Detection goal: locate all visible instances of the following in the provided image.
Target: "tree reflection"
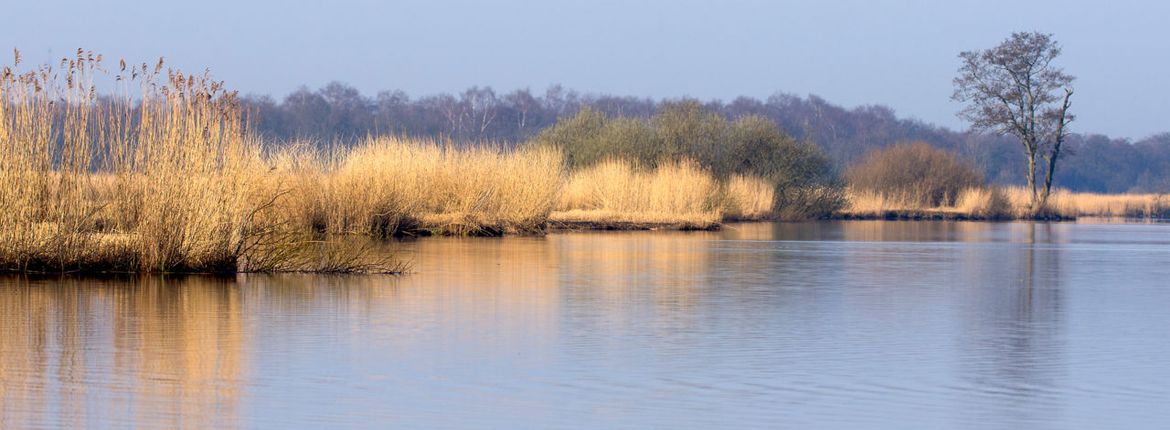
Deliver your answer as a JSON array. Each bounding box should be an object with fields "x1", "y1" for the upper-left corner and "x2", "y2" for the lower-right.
[{"x1": 958, "y1": 222, "x2": 1065, "y2": 429}]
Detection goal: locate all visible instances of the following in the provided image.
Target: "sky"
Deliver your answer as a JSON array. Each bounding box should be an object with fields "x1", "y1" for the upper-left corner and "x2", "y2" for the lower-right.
[{"x1": 2, "y1": 0, "x2": 1167, "y2": 138}]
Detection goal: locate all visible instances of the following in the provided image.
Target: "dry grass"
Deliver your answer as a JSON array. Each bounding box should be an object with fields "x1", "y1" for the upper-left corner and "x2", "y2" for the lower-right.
[
  {"x1": 843, "y1": 190, "x2": 927, "y2": 216},
  {"x1": 843, "y1": 187, "x2": 1011, "y2": 219},
  {"x1": 953, "y1": 187, "x2": 1013, "y2": 219},
  {"x1": 265, "y1": 137, "x2": 565, "y2": 237},
  {"x1": 843, "y1": 186, "x2": 1169, "y2": 220},
  {"x1": 1002, "y1": 187, "x2": 1170, "y2": 219},
  {"x1": 0, "y1": 50, "x2": 400, "y2": 273},
  {"x1": 844, "y1": 190, "x2": 921, "y2": 215},
  {"x1": 1, "y1": 46, "x2": 766, "y2": 275},
  {"x1": 350, "y1": 138, "x2": 564, "y2": 235},
  {"x1": 552, "y1": 159, "x2": 725, "y2": 229},
  {"x1": 721, "y1": 174, "x2": 775, "y2": 221},
  {"x1": 40, "y1": 52, "x2": 1170, "y2": 273},
  {"x1": 2, "y1": 51, "x2": 243, "y2": 272}
]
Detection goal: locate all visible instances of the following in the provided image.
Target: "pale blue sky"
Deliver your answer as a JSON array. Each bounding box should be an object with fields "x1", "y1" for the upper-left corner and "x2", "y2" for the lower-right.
[{"x1": 3, "y1": 0, "x2": 1167, "y2": 138}]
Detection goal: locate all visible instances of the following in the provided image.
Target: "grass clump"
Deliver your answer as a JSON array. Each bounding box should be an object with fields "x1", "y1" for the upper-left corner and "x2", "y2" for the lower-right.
[
  {"x1": 268, "y1": 137, "x2": 565, "y2": 237},
  {"x1": 954, "y1": 187, "x2": 1013, "y2": 220},
  {"x1": 551, "y1": 159, "x2": 723, "y2": 229},
  {"x1": 843, "y1": 186, "x2": 1170, "y2": 221},
  {"x1": 0, "y1": 50, "x2": 400, "y2": 274},
  {"x1": 844, "y1": 186, "x2": 1011, "y2": 220},
  {"x1": 1003, "y1": 187, "x2": 1170, "y2": 219},
  {"x1": 720, "y1": 174, "x2": 776, "y2": 221}
]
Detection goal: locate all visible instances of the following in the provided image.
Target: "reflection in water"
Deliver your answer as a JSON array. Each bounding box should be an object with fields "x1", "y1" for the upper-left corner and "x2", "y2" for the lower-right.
[
  {"x1": 957, "y1": 223, "x2": 1064, "y2": 429},
  {"x1": 0, "y1": 276, "x2": 244, "y2": 429},
  {"x1": 553, "y1": 232, "x2": 714, "y2": 336},
  {"x1": 394, "y1": 236, "x2": 563, "y2": 348},
  {"x1": 1, "y1": 221, "x2": 1169, "y2": 429}
]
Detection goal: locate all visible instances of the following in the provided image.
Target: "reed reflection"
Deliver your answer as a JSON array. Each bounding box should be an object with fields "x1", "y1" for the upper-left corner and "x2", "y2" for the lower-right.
[
  {"x1": 397, "y1": 237, "x2": 562, "y2": 330},
  {"x1": 834, "y1": 220, "x2": 999, "y2": 243},
  {"x1": 553, "y1": 230, "x2": 717, "y2": 315},
  {"x1": 544, "y1": 230, "x2": 723, "y2": 391},
  {"x1": 0, "y1": 276, "x2": 245, "y2": 430}
]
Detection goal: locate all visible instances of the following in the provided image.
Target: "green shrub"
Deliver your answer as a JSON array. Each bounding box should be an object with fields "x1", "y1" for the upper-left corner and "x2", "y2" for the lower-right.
[{"x1": 530, "y1": 102, "x2": 844, "y2": 219}]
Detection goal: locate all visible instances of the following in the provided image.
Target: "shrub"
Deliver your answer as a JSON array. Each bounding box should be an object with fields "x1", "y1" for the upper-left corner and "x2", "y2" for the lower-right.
[
  {"x1": 532, "y1": 102, "x2": 844, "y2": 219},
  {"x1": 846, "y1": 142, "x2": 984, "y2": 207}
]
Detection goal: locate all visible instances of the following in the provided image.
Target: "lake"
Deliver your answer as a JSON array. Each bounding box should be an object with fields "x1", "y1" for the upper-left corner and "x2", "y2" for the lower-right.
[{"x1": 2, "y1": 221, "x2": 1169, "y2": 429}]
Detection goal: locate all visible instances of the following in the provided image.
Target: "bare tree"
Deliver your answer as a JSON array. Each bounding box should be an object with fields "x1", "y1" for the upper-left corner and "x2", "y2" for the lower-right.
[
  {"x1": 504, "y1": 88, "x2": 537, "y2": 132},
  {"x1": 953, "y1": 31, "x2": 1074, "y2": 213},
  {"x1": 427, "y1": 93, "x2": 465, "y2": 138},
  {"x1": 461, "y1": 86, "x2": 498, "y2": 138}
]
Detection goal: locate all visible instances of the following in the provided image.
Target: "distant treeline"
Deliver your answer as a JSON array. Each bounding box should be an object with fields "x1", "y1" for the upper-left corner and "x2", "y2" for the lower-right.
[{"x1": 242, "y1": 83, "x2": 1170, "y2": 193}]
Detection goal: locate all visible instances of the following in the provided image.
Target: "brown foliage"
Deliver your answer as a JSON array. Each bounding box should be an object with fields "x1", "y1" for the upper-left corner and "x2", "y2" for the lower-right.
[{"x1": 846, "y1": 142, "x2": 984, "y2": 207}]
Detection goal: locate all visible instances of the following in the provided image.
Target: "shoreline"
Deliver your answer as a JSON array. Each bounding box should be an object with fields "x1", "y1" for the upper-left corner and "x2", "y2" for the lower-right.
[
  {"x1": 8, "y1": 215, "x2": 1167, "y2": 276},
  {"x1": 828, "y1": 211, "x2": 1076, "y2": 222},
  {"x1": 548, "y1": 220, "x2": 721, "y2": 232}
]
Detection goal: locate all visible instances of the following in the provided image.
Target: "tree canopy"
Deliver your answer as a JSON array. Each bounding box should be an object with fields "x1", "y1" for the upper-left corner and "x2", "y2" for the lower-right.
[{"x1": 953, "y1": 32, "x2": 1075, "y2": 212}]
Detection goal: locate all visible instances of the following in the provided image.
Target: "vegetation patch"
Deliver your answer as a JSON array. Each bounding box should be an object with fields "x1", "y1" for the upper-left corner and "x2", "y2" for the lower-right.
[
  {"x1": 0, "y1": 51, "x2": 405, "y2": 274},
  {"x1": 531, "y1": 102, "x2": 844, "y2": 220}
]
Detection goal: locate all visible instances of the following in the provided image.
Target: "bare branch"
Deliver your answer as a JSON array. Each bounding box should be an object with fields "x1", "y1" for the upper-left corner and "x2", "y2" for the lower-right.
[{"x1": 953, "y1": 32, "x2": 1075, "y2": 213}]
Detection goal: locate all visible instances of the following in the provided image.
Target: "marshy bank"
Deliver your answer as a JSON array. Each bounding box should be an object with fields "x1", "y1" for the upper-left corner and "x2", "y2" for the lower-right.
[
  {"x1": 0, "y1": 52, "x2": 833, "y2": 274},
  {"x1": 0, "y1": 51, "x2": 419, "y2": 274},
  {"x1": 835, "y1": 143, "x2": 1170, "y2": 221},
  {"x1": 0, "y1": 52, "x2": 792, "y2": 274},
  {"x1": 839, "y1": 187, "x2": 1170, "y2": 221},
  {"x1": 3, "y1": 52, "x2": 1165, "y2": 274}
]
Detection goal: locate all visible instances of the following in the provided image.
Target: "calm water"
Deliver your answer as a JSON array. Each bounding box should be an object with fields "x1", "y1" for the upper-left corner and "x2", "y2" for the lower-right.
[{"x1": 2, "y1": 221, "x2": 1169, "y2": 429}]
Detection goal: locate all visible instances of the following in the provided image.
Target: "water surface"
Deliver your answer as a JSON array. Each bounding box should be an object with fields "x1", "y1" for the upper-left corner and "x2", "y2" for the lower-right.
[{"x1": 2, "y1": 221, "x2": 1169, "y2": 429}]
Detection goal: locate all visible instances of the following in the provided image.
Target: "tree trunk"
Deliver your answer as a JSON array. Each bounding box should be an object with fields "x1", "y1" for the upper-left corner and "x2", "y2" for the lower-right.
[
  {"x1": 1025, "y1": 148, "x2": 1039, "y2": 214},
  {"x1": 1040, "y1": 151, "x2": 1058, "y2": 210},
  {"x1": 1039, "y1": 90, "x2": 1074, "y2": 212}
]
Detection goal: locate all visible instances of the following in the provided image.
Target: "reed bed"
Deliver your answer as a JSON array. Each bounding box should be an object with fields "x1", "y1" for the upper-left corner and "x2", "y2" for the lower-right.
[
  {"x1": 0, "y1": 45, "x2": 758, "y2": 275},
  {"x1": 842, "y1": 188, "x2": 1010, "y2": 219},
  {"x1": 720, "y1": 174, "x2": 776, "y2": 221},
  {"x1": 25, "y1": 51, "x2": 1168, "y2": 274},
  {"x1": 276, "y1": 149, "x2": 772, "y2": 235},
  {"x1": 843, "y1": 186, "x2": 1169, "y2": 220},
  {"x1": 266, "y1": 137, "x2": 566, "y2": 237},
  {"x1": 1002, "y1": 187, "x2": 1170, "y2": 219},
  {"x1": 0, "y1": 50, "x2": 399, "y2": 273},
  {"x1": 552, "y1": 159, "x2": 726, "y2": 229}
]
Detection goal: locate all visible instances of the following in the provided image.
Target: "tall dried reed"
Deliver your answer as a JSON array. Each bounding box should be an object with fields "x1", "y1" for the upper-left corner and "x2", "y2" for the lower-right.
[
  {"x1": 1002, "y1": 187, "x2": 1170, "y2": 219},
  {"x1": 552, "y1": 159, "x2": 725, "y2": 228},
  {"x1": 721, "y1": 174, "x2": 776, "y2": 221},
  {"x1": 265, "y1": 137, "x2": 566, "y2": 237},
  {"x1": 0, "y1": 50, "x2": 399, "y2": 273},
  {"x1": 843, "y1": 186, "x2": 1010, "y2": 219},
  {"x1": 844, "y1": 185, "x2": 1168, "y2": 220}
]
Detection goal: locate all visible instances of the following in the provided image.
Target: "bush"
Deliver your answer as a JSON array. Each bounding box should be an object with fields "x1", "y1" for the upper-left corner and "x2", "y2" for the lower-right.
[
  {"x1": 846, "y1": 142, "x2": 984, "y2": 207},
  {"x1": 531, "y1": 102, "x2": 844, "y2": 219}
]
